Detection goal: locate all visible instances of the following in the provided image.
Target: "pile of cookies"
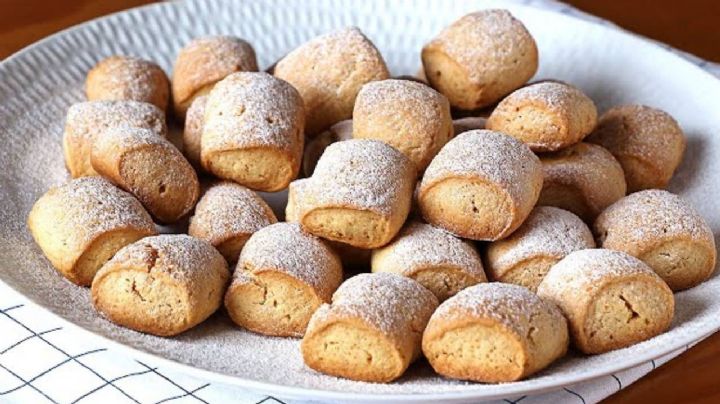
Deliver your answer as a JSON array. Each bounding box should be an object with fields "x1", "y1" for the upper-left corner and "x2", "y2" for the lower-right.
[{"x1": 27, "y1": 9, "x2": 716, "y2": 384}]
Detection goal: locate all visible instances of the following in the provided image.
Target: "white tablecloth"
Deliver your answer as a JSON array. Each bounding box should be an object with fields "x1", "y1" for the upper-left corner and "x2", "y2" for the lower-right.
[{"x1": 2, "y1": 1, "x2": 718, "y2": 403}]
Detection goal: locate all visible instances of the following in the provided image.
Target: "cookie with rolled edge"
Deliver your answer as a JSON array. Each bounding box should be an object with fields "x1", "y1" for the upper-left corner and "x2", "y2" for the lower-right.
[
  {"x1": 371, "y1": 221, "x2": 487, "y2": 301},
  {"x1": 28, "y1": 177, "x2": 158, "y2": 286},
  {"x1": 182, "y1": 95, "x2": 208, "y2": 169},
  {"x1": 586, "y1": 104, "x2": 686, "y2": 192},
  {"x1": 453, "y1": 116, "x2": 486, "y2": 135},
  {"x1": 302, "y1": 273, "x2": 438, "y2": 382},
  {"x1": 352, "y1": 79, "x2": 453, "y2": 171},
  {"x1": 172, "y1": 36, "x2": 258, "y2": 119},
  {"x1": 486, "y1": 82, "x2": 598, "y2": 152},
  {"x1": 538, "y1": 142, "x2": 627, "y2": 222},
  {"x1": 188, "y1": 181, "x2": 277, "y2": 264},
  {"x1": 201, "y1": 72, "x2": 305, "y2": 192},
  {"x1": 287, "y1": 179, "x2": 370, "y2": 271},
  {"x1": 421, "y1": 9, "x2": 538, "y2": 110},
  {"x1": 63, "y1": 100, "x2": 167, "y2": 178},
  {"x1": 91, "y1": 235, "x2": 229, "y2": 337},
  {"x1": 418, "y1": 130, "x2": 543, "y2": 241},
  {"x1": 225, "y1": 223, "x2": 342, "y2": 337},
  {"x1": 486, "y1": 206, "x2": 595, "y2": 292},
  {"x1": 274, "y1": 27, "x2": 390, "y2": 136},
  {"x1": 302, "y1": 119, "x2": 353, "y2": 177},
  {"x1": 595, "y1": 190, "x2": 716, "y2": 291},
  {"x1": 86, "y1": 55, "x2": 170, "y2": 112},
  {"x1": 537, "y1": 249, "x2": 674, "y2": 354},
  {"x1": 423, "y1": 283, "x2": 568, "y2": 383},
  {"x1": 292, "y1": 139, "x2": 416, "y2": 248},
  {"x1": 91, "y1": 126, "x2": 199, "y2": 224}
]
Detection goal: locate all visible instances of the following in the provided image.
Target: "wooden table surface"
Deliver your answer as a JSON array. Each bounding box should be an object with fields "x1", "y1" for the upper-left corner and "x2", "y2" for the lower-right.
[{"x1": 2, "y1": 1, "x2": 719, "y2": 403}]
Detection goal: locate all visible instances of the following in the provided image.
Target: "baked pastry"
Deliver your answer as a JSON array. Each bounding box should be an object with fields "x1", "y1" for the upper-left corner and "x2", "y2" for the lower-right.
[
  {"x1": 485, "y1": 206, "x2": 595, "y2": 291},
  {"x1": 188, "y1": 181, "x2": 277, "y2": 263},
  {"x1": 486, "y1": 82, "x2": 598, "y2": 152},
  {"x1": 418, "y1": 130, "x2": 543, "y2": 240},
  {"x1": 224, "y1": 223, "x2": 342, "y2": 337},
  {"x1": 27, "y1": 177, "x2": 157, "y2": 286},
  {"x1": 352, "y1": 79, "x2": 453, "y2": 171},
  {"x1": 86, "y1": 55, "x2": 170, "y2": 112},
  {"x1": 287, "y1": 179, "x2": 372, "y2": 271},
  {"x1": 586, "y1": 104, "x2": 686, "y2": 192},
  {"x1": 274, "y1": 27, "x2": 390, "y2": 135},
  {"x1": 292, "y1": 139, "x2": 416, "y2": 248},
  {"x1": 595, "y1": 189, "x2": 716, "y2": 291},
  {"x1": 537, "y1": 249, "x2": 674, "y2": 354},
  {"x1": 201, "y1": 72, "x2": 305, "y2": 192},
  {"x1": 91, "y1": 126, "x2": 199, "y2": 224},
  {"x1": 371, "y1": 221, "x2": 486, "y2": 301},
  {"x1": 62, "y1": 100, "x2": 167, "y2": 178},
  {"x1": 171, "y1": 36, "x2": 258, "y2": 118},
  {"x1": 453, "y1": 116, "x2": 486, "y2": 135},
  {"x1": 182, "y1": 95, "x2": 208, "y2": 169},
  {"x1": 422, "y1": 283, "x2": 568, "y2": 382},
  {"x1": 302, "y1": 119, "x2": 353, "y2": 177},
  {"x1": 538, "y1": 142, "x2": 626, "y2": 222},
  {"x1": 421, "y1": 10, "x2": 538, "y2": 110},
  {"x1": 91, "y1": 234, "x2": 229, "y2": 336},
  {"x1": 302, "y1": 272, "x2": 438, "y2": 382}
]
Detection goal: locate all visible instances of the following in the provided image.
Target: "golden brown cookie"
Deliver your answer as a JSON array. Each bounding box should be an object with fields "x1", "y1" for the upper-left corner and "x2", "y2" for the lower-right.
[
  {"x1": 595, "y1": 189, "x2": 716, "y2": 291},
  {"x1": 274, "y1": 27, "x2": 389, "y2": 135},
  {"x1": 91, "y1": 126, "x2": 199, "y2": 224},
  {"x1": 188, "y1": 181, "x2": 277, "y2": 263},
  {"x1": 537, "y1": 249, "x2": 674, "y2": 354},
  {"x1": 302, "y1": 273, "x2": 438, "y2": 382},
  {"x1": 353, "y1": 79, "x2": 453, "y2": 171},
  {"x1": 485, "y1": 206, "x2": 595, "y2": 291},
  {"x1": 302, "y1": 119, "x2": 353, "y2": 177},
  {"x1": 421, "y1": 10, "x2": 538, "y2": 110},
  {"x1": 225, "y1": 223, "x2": 342, "y2": 337},
  {"x1": 62, "y1": 100, "x2": 166, "y2": 178},
  {"x1": 538, "y1": 142, "x2": 626, "y2": 222},
  {"x1": 171, "y1": 36, "x2": 258, "y2": 118},
  {"x1": 423, "y1": 283, "x2": 568, "y2": 383},
  {"x1": 86, "y1": 55, "x2": 170, "y2": 112},
  {"x1": 28, "y1": 177, "x2": 157, "y2": 286},
  {"x1": 182, "y1": 95, "x2": 208, "y2": 169},
  {"x1": 371, "y1": 221, "x2": 486, "y2": 301},
  {"x1": 92, "y1": 235, "x2": 230, "y2": 336},
  {"x1": 201, "y1": 72, "x2": 305, "y2": 192},
  {"x1": 418, "y1": 130, "x2": 543, "y2": 240},
  {"x1": 586, "y1": 105, "x2": 686, "y2": 192},
  {"x1": 486, "y1": 82, "x2": 598, "y2": 152},
  {"x1": 453, "y1": 116, "x2": 486, "y2": 135}
]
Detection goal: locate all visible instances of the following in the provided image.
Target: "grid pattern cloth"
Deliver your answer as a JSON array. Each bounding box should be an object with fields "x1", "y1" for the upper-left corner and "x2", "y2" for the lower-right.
[{"x1": 1, "y1": 0, "x2": 718, "y2": 403}]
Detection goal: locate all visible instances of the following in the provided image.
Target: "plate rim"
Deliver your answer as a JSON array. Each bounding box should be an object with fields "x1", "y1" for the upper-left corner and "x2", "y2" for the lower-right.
[{"x1": 2, "y1": 0, "x2": 720, "y2": 401}]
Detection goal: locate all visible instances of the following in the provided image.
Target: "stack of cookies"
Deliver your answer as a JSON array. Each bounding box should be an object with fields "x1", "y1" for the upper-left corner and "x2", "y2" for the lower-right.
[{"x1": 27, "y1": 8, "x2": 715, "y2": 385}]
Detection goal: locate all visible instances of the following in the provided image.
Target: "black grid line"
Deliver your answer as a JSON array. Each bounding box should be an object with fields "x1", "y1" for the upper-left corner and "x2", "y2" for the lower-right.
[
  {"x1": 255, "y1": 397, "x2": 287, "y2": 404},
  {"x1": 154, "y1": 383, "x2": 210, "y2": 404},
  {"x1": 70, "y1": 368, "x2": 157, "y2": 404},
  {"x1": 611, "y1": 374, "x2": 622, "y2": 390},
  {"x1": 0, "y1": 305, "x2": 142, "y2": 404},
  {"x1": 564, "y1": 387, "x2": 587, "y2": 404},
  {"x1": 136, "y1": 361, "x2": 210, "y2": 404},
  {"x1": 0, "y1": 362, "x2": 58, "y2": 404},
  {"x1": 503, "y1": 395, "x2": 526, "y2": 403},
  {"x1": 0, "y1": 327, "x2": 62, "y2": 354}
]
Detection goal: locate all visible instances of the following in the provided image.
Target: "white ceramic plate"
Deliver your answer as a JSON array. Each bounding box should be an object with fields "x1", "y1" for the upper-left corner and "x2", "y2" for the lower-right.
[{"x1": 1, "y1": 0, "x2": 719, "y2": 402}]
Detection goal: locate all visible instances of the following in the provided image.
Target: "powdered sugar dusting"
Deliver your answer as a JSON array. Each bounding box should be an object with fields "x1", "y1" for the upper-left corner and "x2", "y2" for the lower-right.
[
  {"x1": 182, "y1": 95, "x2": 208, "y2": 167},
  {"x1": 355, "y1": 79, "x2": 446, "y2": 126},
  {"x1": 66, "y1": 100, "x2": 167, "y2": 139},
  {"x1": 377, "y1": 221, "x2": 486, "y2": 279},
  {"x1": 203, "y1": 72, "x2": 304, "y2": 152},
  {"x1": 431, "y1": 283, "x2": 561, "y2": 338},
  {"x1": 303, "y1": 139, "x2": 415, "y2": 216},
  {"x1": 539, "y1": 249, "x2": 658, "y2": 298},
  {"x1": 318, "y1": 273, "x2": 438, "y2": 340},
  {"x1": 87, "y1": 55, "x2": 168, "y2": 109},
  {"x1": 595, "y1": 189, "x2": 715, "y2": 248},
  {"x1": 236, "y1": 222, "x2": 342, "y2": 301},
  {"x1": 106, "y1": 234, "x2": 228, "y2": 285},
  {"x1": 421, "y1": 130, "x2": 541, "y2": 204},
  {"x1": 188, "y1": 181, "x2": 277, "y2": 245},
  {"x1": 488, "y1": 206, "x2": 595, "y2": 273}
]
